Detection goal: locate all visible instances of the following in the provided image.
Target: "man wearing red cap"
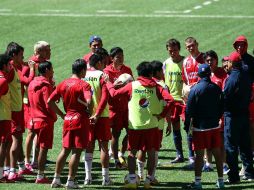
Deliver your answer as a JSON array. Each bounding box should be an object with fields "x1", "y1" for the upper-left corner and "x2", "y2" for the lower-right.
[
  {"x1": 233, "y1": 35, "x2": 254, "y2": 160},
  {"x1": 223, "y1": 51, "x2": 254, "y2": 183}
]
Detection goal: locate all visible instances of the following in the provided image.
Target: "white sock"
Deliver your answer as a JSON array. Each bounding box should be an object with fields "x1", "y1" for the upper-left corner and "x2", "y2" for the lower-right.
[
  {"x1": 205, "y1": 162, "x2": 213, "y2": 169},
  {"x1": 9, "y1": 168, "x2": 16, "y2": 176},
  {"x1": 66, "y1": 177, "x2": 74, "y2": 186},
  {"x1": 137, "y1": 159, "x2": 144, "y2": 179},
  {"x1": 84, "y1": 153, "x2": 93, "y2": 180},
  {"x1": 151, "y1": 151, "x2": 158, "y2": 180},
  {"x1": 0, "y1": 167, "x2": 3, "y2": 178},
  {"x1": 53, "y1": 173, "x2": 61, "y2": 183},
  {"x1": 18, "y1": 161, "x2": 26, "y2": 171},
  {"x1": 102, "y1": 168, "x2": 109, "y2": 181},
  {"x1": 118, "y1": 151, "x2": 124, "y2": 158},
  {"x1": 3, "y1": 166, "x2": 10, "y2": 176}
]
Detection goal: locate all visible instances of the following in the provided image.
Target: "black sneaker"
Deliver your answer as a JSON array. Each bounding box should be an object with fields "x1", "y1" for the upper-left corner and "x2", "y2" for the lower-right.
[
  {"x1": 170, "y1": 156, "x2": 184, "y2": 164},
  {"x1": 242, "y1": 175, "x2": 254, "y2": 181}
]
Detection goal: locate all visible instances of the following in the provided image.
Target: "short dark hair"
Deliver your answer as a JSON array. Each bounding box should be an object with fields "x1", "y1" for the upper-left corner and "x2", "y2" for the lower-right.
[
  {"x1": 0, "y1": 54, "x2": 10, "y2": 70},
  {"x1": 94, "y1": 47, "x2": 109, "y2": 57},
  {"x1": 89, "y1": 54, "x2": 103, "y2": 69},
  {"x1": 72, "y1": 59, "x2": 87, "y2": 75},
  {"x1": 136, "y1": 61, "x2": 152, "y2": 77},
  {"x1": 166, "y1": 38, "x2": 181, "y2": 50},
  {"x1": 203, "y1": 50, "x2": 218, "y2": 62},
  {"x1": 5, "y1": 42, "x2": 24, "y2": 58},
  {"x1": 38, "y1": 61, "x2": 52, "y2": 75},
  {"x1": 110, "y1": 47, "x2": 123, "y2": 58},
  {"x1": 150, "y1": 60, "x2": 163, "y2": 77},
  {"x1": 185, "y1": 37, "x2": 197, "y2": 44}
]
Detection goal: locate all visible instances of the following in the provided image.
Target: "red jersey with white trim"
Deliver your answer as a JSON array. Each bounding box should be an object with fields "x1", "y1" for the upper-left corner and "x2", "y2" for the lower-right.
[
  {"x1": 182, "y1": 53, "x2": 204, "y2": 85},
  {"x1": 103, "y1": 64, "x2": 133, "y2": 112},
  {"x1": 210, "y1": 67, "x2": 227, "y2": 89},
  {"x1": 49, "y1": 78, "x2": 92, "y2": 115}
]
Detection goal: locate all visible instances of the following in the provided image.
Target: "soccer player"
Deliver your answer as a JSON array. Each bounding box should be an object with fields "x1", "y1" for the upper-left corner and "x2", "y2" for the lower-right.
[
  {"x1": 104, "y1": 61, "x2": 174, "y2": 189},
  {"x1": 83, "y1": 54, "x2": 113, "y2": 186},
  {"x1": 233, "y1": 36, "x2": 254, "y2": 170},
  {"x1": 24, "y1": 41, "x2": 51, "y2": 171},
  {"x1": 163, "y1": 38, "x2": 185, "y2": 163},
  {"x1": 103, "y1": 47, "x2": 133, "y2": 169},
  {"x1": 203, "y1": 50, "x2": 228, "y2": 173},
  {"x1": 0, "y1": 54, "x2": 11, "y2": 183},
  {"x1": 5, "y1": 42, "x2": 35, "y2": 181},
  {"x1": 223, "y1": 52, "x2": 254, "y2": 183},
  {"x1": 182, "y1": 37, "x2": 204, "y2": 169},
  {"x1": 83, "y1": 35, "x2": 103, "y2": 67},
  {"x1": 28, "y1": 61, "x2": 56, "y2": 183},
  {"x1": 49, "y1": 59, "x2": 92, "y2": 189},
  {"x1": 184, "y1": 64, "x2": 224, "y2": 189}
]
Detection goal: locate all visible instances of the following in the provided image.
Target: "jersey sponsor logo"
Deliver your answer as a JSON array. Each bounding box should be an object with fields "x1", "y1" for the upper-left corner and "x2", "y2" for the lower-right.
[
  {"x1": 84, "y1": 77, "x2": 98, "y2": 82},
  {"x1": 134, "y1": 89, "x2": 153, "y2": 94},
  {"x1": 168, "y1": 71, "x2": 182, "y2": 76},
  {"x1": 139, "y1": 98, "x2": 149, "y2": 108}
]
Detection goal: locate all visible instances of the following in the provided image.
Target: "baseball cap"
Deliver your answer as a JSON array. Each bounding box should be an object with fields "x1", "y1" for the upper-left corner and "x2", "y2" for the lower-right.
[
  {"x1": 89, "y1": 35, "x2": 102, "y2": 44},
  {"x1": 198, "y1": 64, "x2": 211, "y2": 78},
  {"x1": 228, "y1": 52, "x2": 241, "y2": 62}
]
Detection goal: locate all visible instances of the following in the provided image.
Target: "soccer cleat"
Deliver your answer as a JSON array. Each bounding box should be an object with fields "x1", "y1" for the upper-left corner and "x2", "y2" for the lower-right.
[
  {"x1": 83, "y1": 178, "x2": 92, "y2": 185},
  {"x1": 202, "y1": 165, "x2": 214, "y2": 172},
  {"x1": 186, "y1": 182, "x2": 202, "y2": 189},
  {"x1": 118, "y1": 156, "x2": 128, "y2": 168},
  {"x1": 65, "y1": 181, "x2": 80, "y2": 189},
  {"x1": 144, "y1": 177, "x2": 152, "y2": 189},
  {"x1": 31, "y1": 162, "x2": 38, "y2": 170},
  {"x1": 242, "y1": 175, "x2": 254, "y2": 181},
  {"x1": 102, "y1": 178, "x2": 113, "y2": 186},
  {"x1": 51, "y1": 178, "x2": 63, "y2": 188},
  {"x1": 0, "y1": 177, "x2": 11, "y2": 183},
  {"x1": 150, "y1": 177, "x2": 159, "y2": 185},
  {"x1": 216, "y1": 180, "x2": 225, "y2": 189},
  {"x1": 18, "y1": 168, "x2": 36, "y2": 175},
  {"x1": 25, "y1": 163, "x2": 34, "y2": 172},
  {"x1": 35, "y1": 176, "x2": 51, "y2": 184},
  {"x1": 115, "y1": 161, "x2": 126, "y2": 169},
  {"x1": 223, "y1": 165, "x2": 230, "y2": 175},
  {"x1": 170, "y1": 156, "x2": 184, "y2": 164},
  {"x1": 8, "y1": 173, "x2": 24, "y2": 182},
  {"x1": 225, "y1": 179, "x2": 240, "y2": 184}
]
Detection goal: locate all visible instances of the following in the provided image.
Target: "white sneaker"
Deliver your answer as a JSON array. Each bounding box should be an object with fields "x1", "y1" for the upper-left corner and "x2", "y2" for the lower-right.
[
  {"x1": 51, "y1": 179, "x2": 63, "y2": 188},
  {"x1": 102, "y1": 178, "x2": 113, "y2": 186},
  {"x1": 84, "y1": 178, "x2": 92, "y2": 185},
  {"x1": 65, "y1": 181, "x2": 80, "y2": 189},
  {"x1": 239, "y1": 165, "x2": 245, "y2": 177}
]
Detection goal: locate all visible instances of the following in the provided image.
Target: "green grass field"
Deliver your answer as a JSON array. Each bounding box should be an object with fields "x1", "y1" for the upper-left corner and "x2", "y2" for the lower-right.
[{"x1": 1, "y1": 0, "x2": 254, "y2": 189}]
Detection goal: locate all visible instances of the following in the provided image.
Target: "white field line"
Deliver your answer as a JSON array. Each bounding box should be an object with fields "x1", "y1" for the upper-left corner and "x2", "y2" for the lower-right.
[
  {"x1": 183, "y1": 10, "x2": 192, "y2": 13},
  {"x1": 194, "y1": 5, "x2": 202, "y2": 9},
  {"x1": 41, "y1": 9, "x2": 70, "y2": 13},
  {"x1": 203, "y1": 1, "x2": 212, "y2": 5},
  {"x1": 0, "y1": 12, "x2": 254, "y2": 19},
  {"x1": 0, "y1": 9, "x2": 12, "y2": 12},
  {"x1": 97, "y1": 10, "x2": 126, "y2": 13},
  {"x1": 154, "y1": 10, "x2": 183, "y2": 14}
]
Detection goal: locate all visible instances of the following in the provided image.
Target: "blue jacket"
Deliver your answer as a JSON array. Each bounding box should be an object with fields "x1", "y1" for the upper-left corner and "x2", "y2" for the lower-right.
[
  {"x1": 184, "y1": 77, "x2": 223, "y2": 131},
  {"x1": 224, "y1": 67, "x2": 251, "y2": 116}
]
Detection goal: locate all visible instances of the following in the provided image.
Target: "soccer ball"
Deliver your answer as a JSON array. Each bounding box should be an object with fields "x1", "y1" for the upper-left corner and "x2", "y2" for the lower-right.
[
  {"x1": 113, "y1": 73, "x2": 134, "y2": 86},
  {"x1": 124, "y1": 174, "x2": 140, "y2": 185}
]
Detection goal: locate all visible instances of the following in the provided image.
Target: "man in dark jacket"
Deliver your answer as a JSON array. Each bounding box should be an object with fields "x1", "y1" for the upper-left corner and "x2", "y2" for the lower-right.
[
  {"x1": 223, "y1": 51, "x2": 254, "y2": 183},
  {"x1": 184, "y1": 64, "x2": 224, "y2": 189}
]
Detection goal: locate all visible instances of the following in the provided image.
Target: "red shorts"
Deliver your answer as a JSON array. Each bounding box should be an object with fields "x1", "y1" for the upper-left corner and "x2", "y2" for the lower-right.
[
  {"x1": 11, "y1": 111, "x2": 25, "y2": 135},
  {"x1": 109, "y1": 110, "x2": 128, "y2": 132},
  {"x1": 0, "y1": 120, "x2": 12, "y2": 143},
  {"x1": 192, "y1": 128, "x2": 222, "y2": 151},
  {"x1": 34, "y1": 121, "x2": 54, "y2": 149},
  {"x1": 63, "y1": 126, "x2": 90, "y2": 149},
  {"x1": 23, "y1": 104, "x2": 32, "y2": 129},
  {"x1": 89, "y1": 117, "x2": 112, "y2": 142},
  {"x1": 170, "y1": 101, "x2": 185, "y2": 123},
  {"x1": 128, "y1": 128, "x2": 160, "y2": 151},
  {"x1": 158, "y1": 129, "x2": 163, "y2": 149}
]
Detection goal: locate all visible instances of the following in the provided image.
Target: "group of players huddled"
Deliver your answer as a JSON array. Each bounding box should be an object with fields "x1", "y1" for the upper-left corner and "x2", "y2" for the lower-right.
[{"x1": 0, "y1": 35, "x2": 253, "y2": 189}]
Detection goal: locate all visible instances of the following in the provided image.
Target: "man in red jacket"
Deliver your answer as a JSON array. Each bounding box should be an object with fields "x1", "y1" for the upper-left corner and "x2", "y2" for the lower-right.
[
  {"x1": 103, "y1": 47, "x2": 133, "y2": 169},
  {"x1": 28, "y1": 61, "x2": 56, "y2": 183}
]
